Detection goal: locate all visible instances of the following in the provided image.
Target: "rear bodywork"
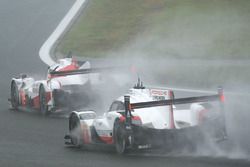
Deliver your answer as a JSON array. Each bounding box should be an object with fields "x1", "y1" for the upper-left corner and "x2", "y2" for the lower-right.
[
  {"x1": 127, "y1": 88, "x2": 226, "y2": 150},
  {"x1": 65, "y1": 85, "x2": 227, "y2": 154}
]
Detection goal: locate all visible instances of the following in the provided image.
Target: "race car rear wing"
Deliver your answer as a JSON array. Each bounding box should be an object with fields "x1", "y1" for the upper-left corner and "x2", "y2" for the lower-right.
[
  {"x1": 49, "y1": 67, "x2": 116, "y2": 77},
  {"x1": 124, "y1": 87, "x2": 225, "y2": 129}
]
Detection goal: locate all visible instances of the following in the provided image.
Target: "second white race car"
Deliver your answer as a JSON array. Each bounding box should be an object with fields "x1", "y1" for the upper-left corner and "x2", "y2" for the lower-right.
[
  {"x1": 9, "y1": 57, "x2": 105, "y2": 115},
  {"x1": 64, "y1": 80, "x2": 227, "y2": 154}
]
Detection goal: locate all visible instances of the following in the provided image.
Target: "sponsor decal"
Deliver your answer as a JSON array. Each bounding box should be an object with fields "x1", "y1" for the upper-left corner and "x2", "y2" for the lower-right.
[{"x1": 150, "y1": 89, "x2": 169, "y2": 96}]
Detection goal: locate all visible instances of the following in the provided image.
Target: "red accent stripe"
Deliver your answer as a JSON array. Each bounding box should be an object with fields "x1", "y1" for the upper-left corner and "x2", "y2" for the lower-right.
[
  {"x1": 27, "y1": 94, "x2": 51, "y2": 109},
  {"x1": 132, "y1": 115, "x2": 141, "y2": 121},
  {"x1": 33, "y1": 95, "x2": 40, "y2": 109},
  {"x1": 99, "y1": 136, "x2": 113, "y2": 144},
  {"x1": 59, "y1": 63, "x2": 78, "y2": 72},
  {"x1": 119, "y1": 114, "x2": 141, "y2": 124},
  {"x1": 81, "y1": 124, "x2": 90, "y2": 144},
  {"x1": 20, "y1": 90, "x2": 26, "y2": 106},
  {"x1": 119, "y1": 115, "x2": 125, "y2": 123},
  {"x1": 48, "y1": 61, "x2": 79, "y2": 79}
]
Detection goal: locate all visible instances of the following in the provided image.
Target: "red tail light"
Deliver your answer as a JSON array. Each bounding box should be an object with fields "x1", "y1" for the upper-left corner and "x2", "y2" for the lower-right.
[
  {"x1": 218, "y1": 87, "x2": 225, "y2": 103},
  {"x1": 220, "y1": 94, "x2": 225, "y2": 102},
  {"x1": 119, "y1": 115, "x2": 142, "y2": 125},
  {"x1": 131, "y1": 116, "x2": 142, "y2": 125},
  {"x1": 119, "y1": 115, "x2": 125, "y2": 123}
]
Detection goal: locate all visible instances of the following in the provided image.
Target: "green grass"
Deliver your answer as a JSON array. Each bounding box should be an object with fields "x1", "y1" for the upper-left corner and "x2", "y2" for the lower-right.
[
  {"x1": 56, "y1": 0, "x2": 250, "y2": 60},
  {"x1": 56, "y1": 0, "x2": 166, "y2": 57},
  {"x1": 55, "y1": 0, "x2": 250, "y2": 87}
]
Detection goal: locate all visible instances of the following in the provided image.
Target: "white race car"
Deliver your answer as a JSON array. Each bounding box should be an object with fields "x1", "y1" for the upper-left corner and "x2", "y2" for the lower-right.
[
  {"x1": 64, "y1": 80, "x2": 227, "y2": 154},
  {"x1": 9, "y1": 57, "x2": 103, "y2": 115}
]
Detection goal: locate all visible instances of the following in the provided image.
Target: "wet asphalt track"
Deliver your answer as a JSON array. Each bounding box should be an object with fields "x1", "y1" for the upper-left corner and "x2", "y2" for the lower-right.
[{"x1": 0, "y1": 0, "x2": 250, "y2": 166}]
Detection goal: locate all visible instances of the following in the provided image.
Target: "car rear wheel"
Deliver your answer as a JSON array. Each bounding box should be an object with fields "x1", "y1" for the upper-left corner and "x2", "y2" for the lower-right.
[
  {"x1": 10, "y1": 81, "x2": 19, "y2": 109},
  {"x1": 39, "y1": 85, "x2": 50, "y2": 115},
  {"x1": 114, "y1": 120, "x2": 127, "y2": 154},
  {"x1": 69, "y1": 113, "x2": 82, "y2": 147}
]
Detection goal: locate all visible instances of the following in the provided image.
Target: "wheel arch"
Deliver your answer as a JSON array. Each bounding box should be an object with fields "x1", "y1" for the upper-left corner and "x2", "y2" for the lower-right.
[
  {"x1": 11, "y1": 78, "x2": 22, "y2": 89},
  {"x1": 38, "y1": 82, "x2": 52, "y2": 115},
  {"x1": 38, "y1": 81, "x2": 50, "y2": 92},
  {"x1": 69, "y1": 112, "x2": 81, "y2": 131}
]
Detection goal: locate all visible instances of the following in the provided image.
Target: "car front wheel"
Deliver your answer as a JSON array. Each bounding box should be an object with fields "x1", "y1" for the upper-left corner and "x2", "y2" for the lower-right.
[
  {"x1": 69, "y1": 113, "x2": 82, "y2": 147},
  {"x1": 10, "y1": 81, "x2": 19, "y2": 110}
]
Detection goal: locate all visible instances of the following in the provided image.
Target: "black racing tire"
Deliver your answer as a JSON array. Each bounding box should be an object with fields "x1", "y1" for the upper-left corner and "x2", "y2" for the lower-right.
[
  {"x1": 69, "y1": 113, "x2": 82, "y2": 147},
  {"x1": 113, "y1": 120, "x2": 127, "y2": 154},
  {"x1": 10, "y1": 81, "x2": 19, "y2": 110},
  {"x1": 39, "y1": 85, "x2": 50, "y2": 115}
]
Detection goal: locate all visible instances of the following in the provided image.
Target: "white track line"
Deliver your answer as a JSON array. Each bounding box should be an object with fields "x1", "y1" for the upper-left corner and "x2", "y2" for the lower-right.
[{"x1": 39, "y1": 0, "x2": 87, "y2": 66}]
